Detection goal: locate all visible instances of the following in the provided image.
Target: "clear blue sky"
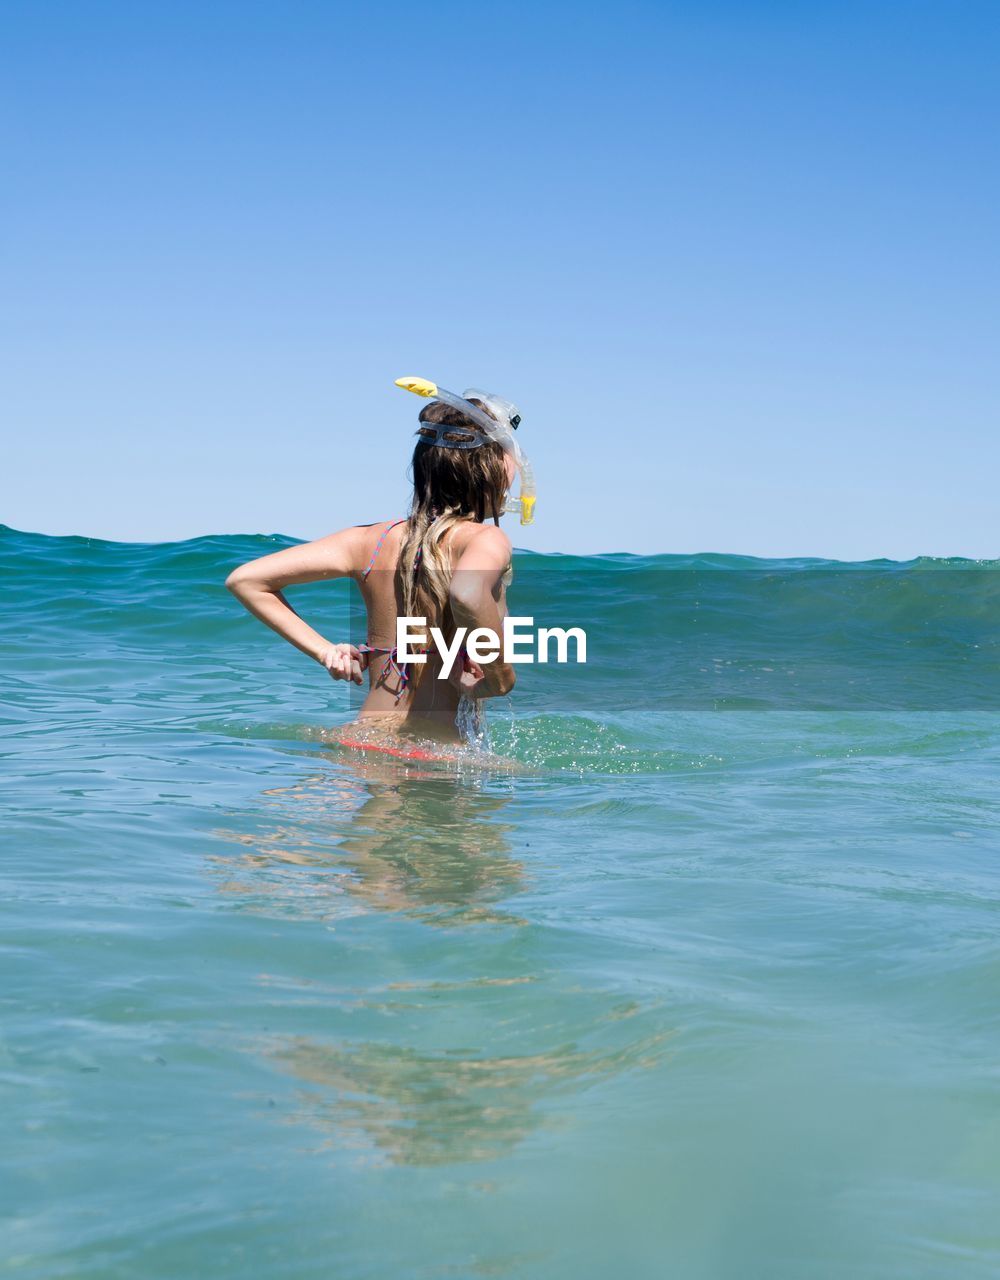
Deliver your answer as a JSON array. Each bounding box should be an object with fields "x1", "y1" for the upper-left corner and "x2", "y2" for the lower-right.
[{"x1": 2, "y1": 1, "x2": 998, "y2": 558}]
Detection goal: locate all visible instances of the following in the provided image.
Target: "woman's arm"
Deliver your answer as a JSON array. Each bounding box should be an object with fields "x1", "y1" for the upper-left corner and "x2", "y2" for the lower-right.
[
  {"x1": 448, "y1": 526, "x2": 516, "y2": 698},
  {"x1": 225, "y1": 526, "x2": 368, "y2": 682}
]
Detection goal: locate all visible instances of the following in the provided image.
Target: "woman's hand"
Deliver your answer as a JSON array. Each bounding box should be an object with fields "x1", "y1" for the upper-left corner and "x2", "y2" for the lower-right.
[
  {"x1": 448, "y1": 650, "x2": 504, "y2": 701},
  {"x1": 318, "y1": 643, "x2": 368, "y2": 685},
  {"x1": 450, "y1": 650, "x2": 516, "y2": 698},
  {"x1": 447, "y1": 652, "x2": 488, "y2": 698}
]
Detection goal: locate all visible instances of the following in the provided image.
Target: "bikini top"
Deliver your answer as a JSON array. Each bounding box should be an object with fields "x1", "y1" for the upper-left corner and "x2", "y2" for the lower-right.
[
  {"x1": 360, "y1": 518, "x2": 407, "y2": 584},
  {"x1": 358, "y1": 518, "x2": 513, "y2": 702},
  {"x1": 361, "y1": 519, "x2": 514, "y2": 589},
  {"x1": 359, "y1": 519, "x2": 410, "y2": 701}
]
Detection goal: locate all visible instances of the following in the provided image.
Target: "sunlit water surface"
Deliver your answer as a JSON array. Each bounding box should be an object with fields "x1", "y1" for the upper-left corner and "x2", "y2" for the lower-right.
[{"x1": 3, "y1": 525, "x2": 999, "y2": 1278}]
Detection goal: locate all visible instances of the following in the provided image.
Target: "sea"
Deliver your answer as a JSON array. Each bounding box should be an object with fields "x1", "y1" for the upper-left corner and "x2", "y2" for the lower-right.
[{"x1": 2, "y1": 521, "x2": 999, "y2": 1278}]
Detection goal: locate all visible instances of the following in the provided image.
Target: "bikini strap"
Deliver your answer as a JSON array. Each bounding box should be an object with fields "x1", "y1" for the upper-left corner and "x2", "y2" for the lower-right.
[
  {"x1": 361, "y1": 519, "x2": 407, "y2": 580},
  {"x1": 358, "y1": 642, "x2": 414, "y2": 703},
  {"x1": 358, "y1": 517, "x2": 416, "y2": 702}
]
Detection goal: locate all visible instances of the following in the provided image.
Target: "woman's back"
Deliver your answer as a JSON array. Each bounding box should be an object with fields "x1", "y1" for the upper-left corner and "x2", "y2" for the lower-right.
[{"x1": 355, "y1": 517, "x2": 511, "y2": 736}]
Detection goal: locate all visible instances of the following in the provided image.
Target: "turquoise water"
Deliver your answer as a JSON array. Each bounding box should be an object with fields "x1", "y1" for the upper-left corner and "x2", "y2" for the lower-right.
[{"x1": 3, "y1": 522, "x2": 1000, "y2": 1278}]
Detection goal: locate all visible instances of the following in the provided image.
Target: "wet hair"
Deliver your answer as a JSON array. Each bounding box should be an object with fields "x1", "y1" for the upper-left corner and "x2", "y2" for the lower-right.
[
  {"x1": 411, "y1": 399, "x2": 509, "y2": 524},
  {"x1": 396, "y1": 400, "x2": 510, "y2": 677}
]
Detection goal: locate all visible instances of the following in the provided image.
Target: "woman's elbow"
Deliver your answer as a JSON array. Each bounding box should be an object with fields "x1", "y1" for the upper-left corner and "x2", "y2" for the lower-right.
[
  {"x1": 225, "y1": 564, "x2": 256, "y2": 594},
  {"x1": 494, "y1": 666, "x2": 516, "y2": 696},
  {"x1": 449, "y1": 581, "x2": 489, "y2": 621}
]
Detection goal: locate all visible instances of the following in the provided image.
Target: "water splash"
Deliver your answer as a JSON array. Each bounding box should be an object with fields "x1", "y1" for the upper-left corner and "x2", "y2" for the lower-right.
[{"x1": 456, "y1": 694, "x2": 489, "y2": 750}]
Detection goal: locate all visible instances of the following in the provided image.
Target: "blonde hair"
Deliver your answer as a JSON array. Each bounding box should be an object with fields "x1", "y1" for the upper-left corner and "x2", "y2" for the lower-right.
[{"x1": 396, "y1": 399, "x2": 509, "y2": 682}]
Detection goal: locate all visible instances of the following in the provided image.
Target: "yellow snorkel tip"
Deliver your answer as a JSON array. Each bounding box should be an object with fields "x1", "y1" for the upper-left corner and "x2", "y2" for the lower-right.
[
  {"x1": 395, "y1": 376, "x2": 438, "y2": 398},
  {"x1": 519, "y1": 495, "x2": 536, "y2": 526}
]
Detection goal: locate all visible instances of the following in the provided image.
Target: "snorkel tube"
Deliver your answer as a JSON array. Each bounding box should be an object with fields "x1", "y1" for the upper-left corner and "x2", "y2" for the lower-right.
[{"x1": 395, "y1": 376, "x2": 536, "y2": 526}]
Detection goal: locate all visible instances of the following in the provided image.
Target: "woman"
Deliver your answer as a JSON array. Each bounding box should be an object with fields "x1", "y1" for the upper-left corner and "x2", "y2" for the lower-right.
[{"x1": 224, "y1": 378, "x2": 533, "y2": 751}]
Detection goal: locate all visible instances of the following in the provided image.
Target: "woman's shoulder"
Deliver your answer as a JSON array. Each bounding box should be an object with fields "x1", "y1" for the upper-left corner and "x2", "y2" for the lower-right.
[
  {"x1": 356, "y1": 518, "x2": 408, "y2": 578},
  {"x1": 455, "y1": 522, "x2": 512, "y2": 555},
  {"x1": 449, "y1": 522, "x2": 512, "y2": 578}
]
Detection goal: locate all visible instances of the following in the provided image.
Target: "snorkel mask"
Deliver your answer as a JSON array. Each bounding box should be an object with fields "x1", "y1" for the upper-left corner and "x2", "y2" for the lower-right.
[{"x1": 395, "y1": 376, "x2": 536, "y2": 526}]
